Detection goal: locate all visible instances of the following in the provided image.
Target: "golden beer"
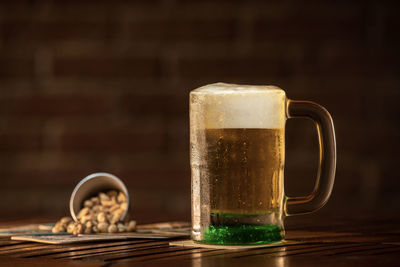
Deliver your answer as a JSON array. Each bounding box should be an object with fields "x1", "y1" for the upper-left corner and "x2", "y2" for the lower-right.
[{"x1": 206, "y1": 128, "x2": 284, "y2": 215}]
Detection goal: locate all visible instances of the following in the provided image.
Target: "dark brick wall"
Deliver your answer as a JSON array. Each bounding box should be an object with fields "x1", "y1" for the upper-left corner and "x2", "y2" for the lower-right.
[{"x1": 0, "y1": 0, "x2": 399, "y2": 221}]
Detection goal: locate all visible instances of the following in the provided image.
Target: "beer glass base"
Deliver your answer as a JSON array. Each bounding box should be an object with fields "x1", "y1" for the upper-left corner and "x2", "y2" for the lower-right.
[
  {"x1": 197, "y1": 224, "x2": 283, "y2": 245},
  {"x1": 192, "y1": 212, "x2": 284, "y2": 245}
]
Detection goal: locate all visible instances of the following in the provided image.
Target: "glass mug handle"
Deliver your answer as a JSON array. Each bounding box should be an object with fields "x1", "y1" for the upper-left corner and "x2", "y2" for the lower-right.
[{"x1": 285, "y1": 100, "x2": 337, "y2": 216}]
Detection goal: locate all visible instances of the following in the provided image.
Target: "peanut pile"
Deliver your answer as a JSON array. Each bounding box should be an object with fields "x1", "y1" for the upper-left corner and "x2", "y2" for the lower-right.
[{"x1": 52, "y1": 190, "x2": 136, "y2": 235}]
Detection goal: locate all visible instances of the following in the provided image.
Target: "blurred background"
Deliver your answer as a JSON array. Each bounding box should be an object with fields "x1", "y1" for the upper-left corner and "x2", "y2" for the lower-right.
[{"x1": 0, "y1": 0, "x2": 399, "y2": 223}]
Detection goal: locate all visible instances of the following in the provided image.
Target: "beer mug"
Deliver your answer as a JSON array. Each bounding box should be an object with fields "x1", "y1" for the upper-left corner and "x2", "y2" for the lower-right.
[{"x1": 190, "y1": 83, "x2": 336, "y2": 245}]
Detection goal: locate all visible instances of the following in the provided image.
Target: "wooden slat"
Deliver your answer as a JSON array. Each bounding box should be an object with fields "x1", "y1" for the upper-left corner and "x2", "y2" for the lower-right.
[
  {"x1": 371, "y1": 246, "x2": 400, "y2": 255},
  {"x1": 19, "y1": 240, "x2": 154, "y2": 258},
  {"x1": 136, "y1": 248, "x2": 217, "y2": 262},
  {"x1": 52, "y1": 242, "x2": 170, "y2": 260},
  {"x1": 0, "y1": 256, "x2": 105, "y2": 267},
  {"x1": 327, "y1": 244, "x2": 398, "y2": 256},
  {"x1": 0, "y1": 243, "x2": 51, "y2": 255},
  {"x1": 101, "y1": 246, "x2": 199, "y2": 262},
  {"x1": 289, "y1": 243, "x2": 388, "y2": 256},
  {"x1": 0, "y1": 240, "x2": 28, "y2": 248}
]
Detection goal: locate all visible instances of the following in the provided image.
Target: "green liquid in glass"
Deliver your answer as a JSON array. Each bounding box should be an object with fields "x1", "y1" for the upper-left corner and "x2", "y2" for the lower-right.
[{"x1": 201, "y1": 224, "x2": 283, "y2": 245}]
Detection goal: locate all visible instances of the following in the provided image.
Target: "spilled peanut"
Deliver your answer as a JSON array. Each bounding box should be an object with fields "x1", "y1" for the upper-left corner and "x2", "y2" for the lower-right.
[{"x1": 52, "y1": 190, "x2": 136, "y2": 235}]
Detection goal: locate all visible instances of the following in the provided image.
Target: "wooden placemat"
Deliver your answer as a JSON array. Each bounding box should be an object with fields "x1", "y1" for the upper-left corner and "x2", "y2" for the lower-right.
[{"x1": 12, "y1": 231, "x2": 188, "y2": 244}]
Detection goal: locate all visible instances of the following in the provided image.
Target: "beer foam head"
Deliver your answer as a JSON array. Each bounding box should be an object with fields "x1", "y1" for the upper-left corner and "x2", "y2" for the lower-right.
[{"x1": 190, "y1": 83, "x2": 286, "y2": 129}]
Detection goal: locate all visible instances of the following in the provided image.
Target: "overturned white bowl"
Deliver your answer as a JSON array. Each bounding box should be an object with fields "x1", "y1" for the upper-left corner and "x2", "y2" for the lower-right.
[{"x1": 69, "y1": 172, "x2": 130, "y2": 222}]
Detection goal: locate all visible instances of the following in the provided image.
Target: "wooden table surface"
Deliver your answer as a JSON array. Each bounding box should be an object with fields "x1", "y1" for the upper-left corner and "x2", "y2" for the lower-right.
[{"x1": 0, "y1": 216, "x2": 399, "y2": 267}]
